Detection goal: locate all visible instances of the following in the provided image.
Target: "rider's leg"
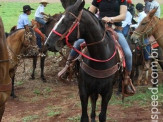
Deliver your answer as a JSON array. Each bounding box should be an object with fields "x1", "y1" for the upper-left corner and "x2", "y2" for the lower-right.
[
  {"x1": 35, "y1": 17, "x2": 46, "y2": 25},
  {"x1": 143, "y1": 38, "x2": 151, "y2": 70},
  {"x1": 58, "y1": 39, "x2": 85, "y2": 78},
  {"x1": 122, "y1": 25, "x2": 130, "y2": 38},
  {"x1": 116, "y1": 30, "x2": 135, "y2": 95}
]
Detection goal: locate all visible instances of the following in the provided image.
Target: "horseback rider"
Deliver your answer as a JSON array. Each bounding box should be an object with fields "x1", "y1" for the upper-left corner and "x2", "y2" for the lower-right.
[
  {"x1": 59, "y1": 0, "x2": 135, "y2": 96},
  {"x1": 17, "y1": 5, "x2": 34, "y2": 30},
  {"x1": 35, "y1": 0, "x2": 49, "y2": 26},
  {"x1": 130, "y1": 3, "x2": 151, "y2": 70}
]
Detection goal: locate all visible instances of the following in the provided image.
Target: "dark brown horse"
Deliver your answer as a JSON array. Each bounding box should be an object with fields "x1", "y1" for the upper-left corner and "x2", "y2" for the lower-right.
[
  {"x1": 30, "y1": 13, "x2": 62, "y2": 81},
  {"x1": 0, "y1": 17, "x2": 11, "y2": 121},
  {"x1": 7, "y1": 28, "x2": 39, "y2": 98},
  {"x1": 45, "y1": 0, "x2": 122, "y2": 121}
]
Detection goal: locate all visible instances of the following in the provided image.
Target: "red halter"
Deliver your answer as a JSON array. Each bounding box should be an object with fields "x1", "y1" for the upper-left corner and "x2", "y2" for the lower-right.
[{"x1": 52, "y1": 10, "x2": 117, "y2": 63}]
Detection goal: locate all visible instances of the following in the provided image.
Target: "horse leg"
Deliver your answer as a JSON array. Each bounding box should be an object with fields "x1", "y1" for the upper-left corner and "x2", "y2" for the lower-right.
[
  {"x1": 10, "y1": 75, "x2": 16, "y2": 98},
  {"x1": 40, "y1": 56, "x2": 46, "y2": 82},
  {"x1": 0, "y1": 104, "x2": 5, "y2": 121},
  {"x1": 99, "y1": 89, "x2": 113, "y2": 122},
  {"x1": 144, "y1": 70, "x2": 149, "y2": 85},
  {"x1": 31, "y1": 56, "x2": 37, "y2": 79},
  {"x1": 90, "y1": 94, "x2": 98, "y2": 122},
  {"x1": 79, "y1": 81, "x2": 89, "y2": 122},
  {"x1": 137, "y1": 66, "x2": 143, "y2": 85},
  {"x1": 158, "y1": 47, "x2": 163, "y2": 70}
]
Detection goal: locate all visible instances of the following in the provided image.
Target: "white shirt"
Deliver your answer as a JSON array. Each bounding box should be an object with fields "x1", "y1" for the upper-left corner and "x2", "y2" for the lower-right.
[
  {"x1": 122, "y1": 11, "x2": 132, "y2": 28},
  {"x1": 35, "y1": 4, "x2": 44, "y2": 18},
  {"x1": 130, "y1": 11, "x2": 147, "y2": 29},
  {"x1": 149, "y1": 0, "x2": 160, "y2": 18}
]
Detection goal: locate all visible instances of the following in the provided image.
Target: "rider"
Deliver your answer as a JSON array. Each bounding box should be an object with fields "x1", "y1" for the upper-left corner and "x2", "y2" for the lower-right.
[
  {"x1": 122, "y1": 0, "x2": 133, "y2": 37},
  {"x1": 17, "y1": 5, "x2": 34, "y2": 30},
  {"x1": 144, "y1": 0, "x2": 151, "y2": 14},
  {"x1": 35, "y1": 0, "x2": 49, "y2": 25},
  {"x1": 130, "y1": 3, "x2": 151, "y2": 70},
  {"x1": 59, "y1": 0, "x2": 135, "y2": 96}
]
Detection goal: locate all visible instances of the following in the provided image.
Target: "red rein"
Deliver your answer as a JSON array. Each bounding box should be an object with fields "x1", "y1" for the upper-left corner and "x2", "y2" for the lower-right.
[{"x1": 52, "y1": 20, "x2": 117, "y2": 63}]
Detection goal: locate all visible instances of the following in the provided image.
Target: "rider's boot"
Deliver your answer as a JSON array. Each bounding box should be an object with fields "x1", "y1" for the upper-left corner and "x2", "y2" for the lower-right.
[
  {"x1": 123, "y1": 71, "x2": 135, "y2": 96},
  {"x1": 58, "y1": 55, "x2": 75, "y2": 79}
]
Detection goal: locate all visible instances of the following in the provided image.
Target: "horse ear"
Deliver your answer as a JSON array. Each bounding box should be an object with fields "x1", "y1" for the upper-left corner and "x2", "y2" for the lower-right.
[
  {"x1": 78, "y1": 0, "x2": 85, "y2": 11},
  {"x1": 148, "y1": 8, "x2": 157, "y2": 18},
  {"x1": 74, "y1": 0, "x2": 85, "y2": 12},
  {"x1": 60, "y1": 0, "x2": 77, "y2": 9}
]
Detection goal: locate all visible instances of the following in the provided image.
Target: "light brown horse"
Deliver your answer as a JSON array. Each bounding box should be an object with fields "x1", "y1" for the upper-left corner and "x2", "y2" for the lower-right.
[
  {"x1": 0, "y1": 17, "x2": 11, "y2": 121},
  {"x1": 7, "y1": 27, "x2": 39, "y2": 98},
  {"x1": 131, "y1": 8, "x2": 163, "y2": 49}
]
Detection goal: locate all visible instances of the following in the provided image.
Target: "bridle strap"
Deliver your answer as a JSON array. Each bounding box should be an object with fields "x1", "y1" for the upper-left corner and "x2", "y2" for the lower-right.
[
  {"x1": 133, "y1": 17, "x2": 159, "y2": 38},
  {"x1": 0, "y1": 59, "x2": 10, "y2": 63},
  {"x1": 52, "y1": 10, "x2": 117, "y2": 63}
]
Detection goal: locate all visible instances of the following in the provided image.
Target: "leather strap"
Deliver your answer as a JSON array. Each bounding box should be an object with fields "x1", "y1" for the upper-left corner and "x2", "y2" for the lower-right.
[
  {"x1": 80, "y1": 61, "x2": 119, "y2": 78},
  {"x1": 0, "y1": 83, "x2": 12, "y2": 92}
]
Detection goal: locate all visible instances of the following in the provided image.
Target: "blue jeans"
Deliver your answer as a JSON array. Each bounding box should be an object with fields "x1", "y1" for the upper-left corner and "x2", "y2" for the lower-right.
[
  {"x1": 116, "y1": 30, "x2": 132, "y2": 72},
  {"x1": 35, "y1": 17, "x2": 46, "y2": 25},
  {"x1": 122, "y1": 25, "x2": 130, "y2": 37},
  {"x1": 143, "y1": 38, "x2": 151, "y2": 60},
  {"x1": 70, "y1": 39, "x2": 85, "y2": 57}
]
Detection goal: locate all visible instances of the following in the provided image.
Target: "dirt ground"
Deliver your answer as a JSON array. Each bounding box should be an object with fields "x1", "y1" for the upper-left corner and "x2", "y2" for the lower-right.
[
  {"x1": 1, "y1": 54, "x2": 163, "y2": 122},
  {"x1": 1, "y1": 0, "x2": 163, "y2": 122}
]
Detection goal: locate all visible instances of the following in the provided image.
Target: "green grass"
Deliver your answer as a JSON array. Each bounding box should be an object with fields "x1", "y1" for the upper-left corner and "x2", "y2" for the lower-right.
[
  {"x1": 0, "y1": 2, "x2": 90, "y2": 32},
  {"x1": 0, "y1": 2, "x2": 163, "y2": 32},
  {"x1": 22, "y1": 115, "x2": 39, "y2": 122}
]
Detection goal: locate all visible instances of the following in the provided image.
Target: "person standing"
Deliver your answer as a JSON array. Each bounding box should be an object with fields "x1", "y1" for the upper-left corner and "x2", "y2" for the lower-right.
[
  {"x1": 35, "y1": 0, "x2": 49, "y2": 25},
  {"x1": 17, "y1": 5, "x2": 34, "y2": 30}
]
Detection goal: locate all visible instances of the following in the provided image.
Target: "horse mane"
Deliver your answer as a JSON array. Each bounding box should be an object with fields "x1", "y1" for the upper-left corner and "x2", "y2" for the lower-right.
[{"x1": 83, "y1": 8, "x2": 105, "y2": 30}]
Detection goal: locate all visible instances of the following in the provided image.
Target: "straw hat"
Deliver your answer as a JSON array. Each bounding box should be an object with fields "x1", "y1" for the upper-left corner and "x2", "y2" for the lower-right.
[{"x1": 40, "y1": 0, "x2": 49, "y2": 4}]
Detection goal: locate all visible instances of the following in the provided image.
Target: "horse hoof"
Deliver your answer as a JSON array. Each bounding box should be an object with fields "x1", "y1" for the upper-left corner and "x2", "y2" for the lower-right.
[
  {"x1": 30, "y1": 75, "x2": 35, "y2": 80},
  {"x1": 41, "y1": 76, "x2": 46, "y2": 82},
  {"x1": 10, "y1": 94, "x2": 17, "y2": 98}
]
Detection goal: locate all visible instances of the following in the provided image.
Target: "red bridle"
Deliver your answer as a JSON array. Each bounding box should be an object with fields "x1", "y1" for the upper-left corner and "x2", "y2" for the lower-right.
[{"x1": 52, "y1": 10, "x2": 117, "y2": 63}]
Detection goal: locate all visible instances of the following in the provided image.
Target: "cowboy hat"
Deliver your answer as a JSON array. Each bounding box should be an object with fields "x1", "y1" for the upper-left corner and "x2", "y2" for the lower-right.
[
  {"x1": 23, "y1": 5, "x2": 34, "y2": 12},
  {"x1": 40, "y1": 0, "x2": 49, "y2": 4}
]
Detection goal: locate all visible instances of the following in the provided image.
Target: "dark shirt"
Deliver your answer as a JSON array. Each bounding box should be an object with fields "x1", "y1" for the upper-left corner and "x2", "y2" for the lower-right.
[{"x1": 92, "y1": 0, "x2": 127, "y2": 26}]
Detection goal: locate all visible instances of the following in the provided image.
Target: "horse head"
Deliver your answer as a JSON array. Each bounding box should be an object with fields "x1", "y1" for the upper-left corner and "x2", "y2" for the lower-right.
[
  {"x1": 22, "y1": 27, "x2": 39, "y2": 56},
  {"x1": 131, "y1": 8, "x2": 158, "y2": 41},
  {"x1": 45, "y1": 0, "x2": 85, "y2": 52}
]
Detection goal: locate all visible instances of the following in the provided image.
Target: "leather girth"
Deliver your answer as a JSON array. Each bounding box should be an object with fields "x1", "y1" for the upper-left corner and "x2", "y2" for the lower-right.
[{"x1": 80, "y1": 61, "x2": 119, "y2": 78}]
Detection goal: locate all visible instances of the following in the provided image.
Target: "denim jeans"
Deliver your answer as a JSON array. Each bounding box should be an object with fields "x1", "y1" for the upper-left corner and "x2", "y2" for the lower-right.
[
  {"x1": 116, "y1": 30, "x2": 132, "y2": 72},
  {"x1": 143, "y1": 38, "x2": 151, "y2": 60},
  {"x1": 122, "y1": 25, "x2": 130, "y2": 37},
  {"x1": 35, "y1": 17, "x2": 46, "y2": 25},
  {"x1": 70, "y1": 39, "x2": 85, "y2": 57}
]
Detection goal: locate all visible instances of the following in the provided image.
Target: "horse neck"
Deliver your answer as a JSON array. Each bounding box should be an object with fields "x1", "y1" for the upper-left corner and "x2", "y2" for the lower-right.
[
  {"x1": 0, "y1": 18, "x2": 10, "y2": 84},
  {"x1": 7, "y1": 29, "x2": 25, "y2": 60},
  {"x1": 152, "y1": 17, "x2": 163, "y2": 48},
  {"x1": 81, "y1": 11, "x2": 115, "y2": 60}
]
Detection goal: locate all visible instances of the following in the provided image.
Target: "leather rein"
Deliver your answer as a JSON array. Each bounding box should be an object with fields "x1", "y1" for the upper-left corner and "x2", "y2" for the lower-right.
[
  {"x1": 52, "y1": 10, "x2": 117, "y2": 63},
  {"x1": 52, "y1": 10, "x2": 119, "y2": 78}
]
